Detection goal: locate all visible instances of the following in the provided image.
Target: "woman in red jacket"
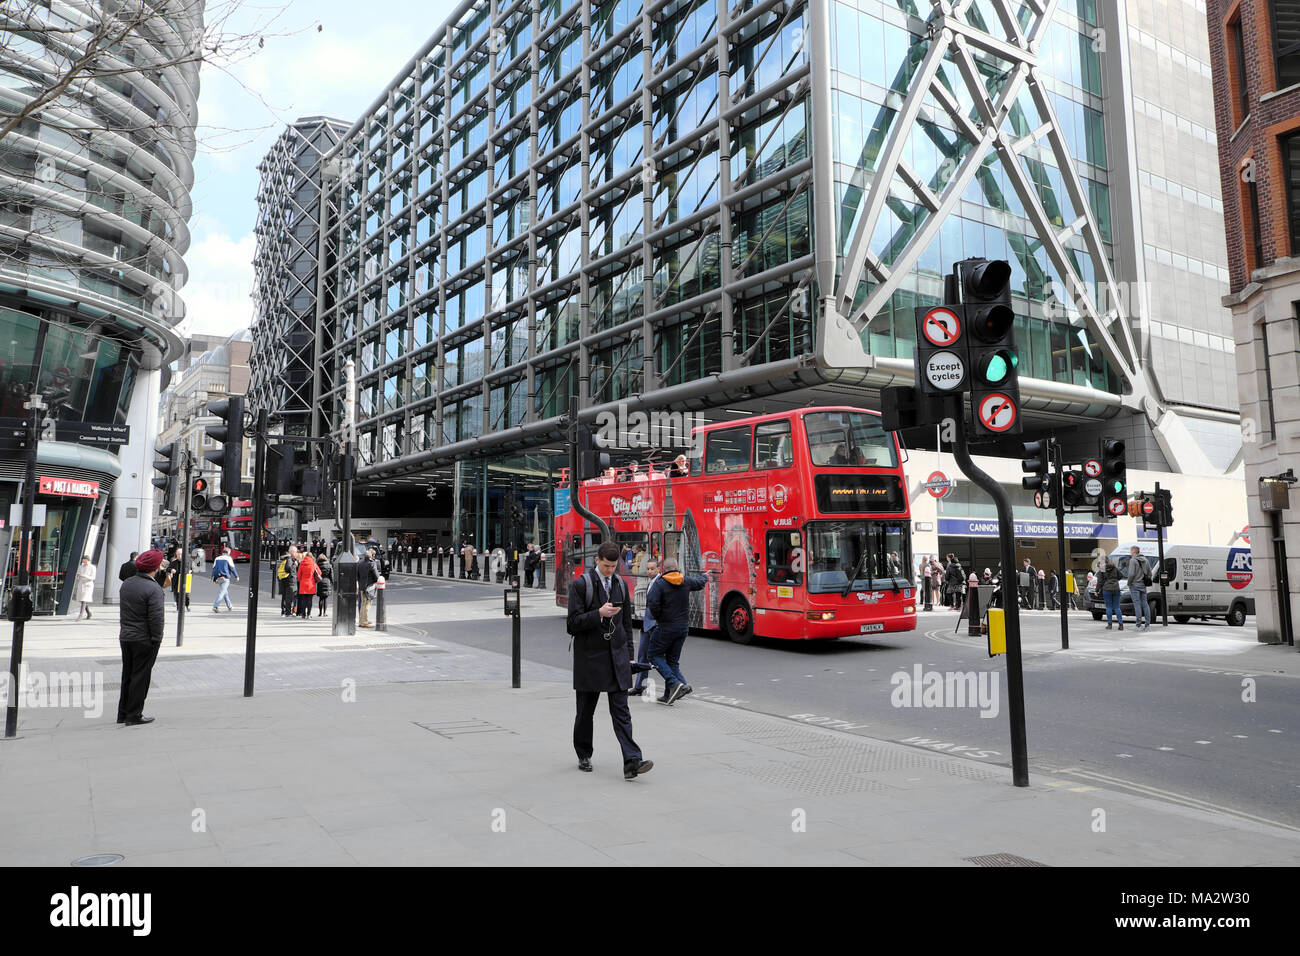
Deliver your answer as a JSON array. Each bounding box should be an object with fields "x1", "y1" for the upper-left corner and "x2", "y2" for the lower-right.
[{"x1": 296, "y1": 551, "x2": 321, "y2": 619}]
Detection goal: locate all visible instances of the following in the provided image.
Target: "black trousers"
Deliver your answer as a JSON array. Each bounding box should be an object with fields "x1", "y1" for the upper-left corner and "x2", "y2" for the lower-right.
[
  {"x1": 525, "y1": 568, "x2": 535, "y2": 588},
  {"x1": 573, "y1": 691, "x2": 641, "y2": 765},
  {"x1": 117, "y1": 640, "x2": 161, "y2": 721}
]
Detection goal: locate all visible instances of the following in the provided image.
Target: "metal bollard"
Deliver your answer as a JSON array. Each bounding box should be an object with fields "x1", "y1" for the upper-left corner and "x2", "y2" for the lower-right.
[
  {"x1": 967, "y1": 573, "x2": 982, "y2": 637},
  {"x1": 375, "y1": 577, "x2": 387, "y2": 632},
  {"x1": 333, "y1": 552, "x2": 357, "y2": 637}
]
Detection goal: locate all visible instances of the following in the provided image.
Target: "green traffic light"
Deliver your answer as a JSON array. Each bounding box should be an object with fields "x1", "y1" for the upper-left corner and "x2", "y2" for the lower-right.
[
  {"x1": 977, "y1": 348, "x2": 1017, "y2": 385},
  {"x1": 1110, "y1": 480, "x2": 1123, "y2": 493}
]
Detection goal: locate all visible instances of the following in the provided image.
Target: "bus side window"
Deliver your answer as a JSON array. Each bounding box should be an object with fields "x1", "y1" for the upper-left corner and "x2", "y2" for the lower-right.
[{"x1": 766, "y1": 531, "x2": 803, "y2": 586}]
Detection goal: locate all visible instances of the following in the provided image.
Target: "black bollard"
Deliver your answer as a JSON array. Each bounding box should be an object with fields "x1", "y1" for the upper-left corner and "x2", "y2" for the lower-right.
[{"x1": 375, "y1": 578, "x2": 387, "y2": 632}]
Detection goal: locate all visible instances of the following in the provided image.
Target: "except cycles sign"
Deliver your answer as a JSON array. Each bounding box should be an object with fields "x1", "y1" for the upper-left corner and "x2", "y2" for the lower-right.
[{"x1": 923, "y1": 350, "x2": 966, "y2": 391}]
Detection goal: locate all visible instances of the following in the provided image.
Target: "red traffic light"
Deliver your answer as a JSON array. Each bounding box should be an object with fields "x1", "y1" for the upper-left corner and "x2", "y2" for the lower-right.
[{"x1": 193, "y1": 477, "x2": 208, "y2": 493}]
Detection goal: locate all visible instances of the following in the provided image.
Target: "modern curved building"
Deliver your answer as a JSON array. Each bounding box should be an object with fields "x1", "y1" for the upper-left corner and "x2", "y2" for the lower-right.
[
  {"x1": 251, "y1": 0, "x2": 1248, "y2": 560},
  {"x1": 0, "y1": 1, "x2": 201, "y2": 613}
]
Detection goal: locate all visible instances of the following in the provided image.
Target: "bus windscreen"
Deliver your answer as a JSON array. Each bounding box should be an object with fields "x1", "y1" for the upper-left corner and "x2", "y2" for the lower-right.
[
  {"x1": 804, "y1": 521, "x2": 911, "y2": 593},
  {"x1": 804, "y1": 411, "x2": 898, "y2": 468}
]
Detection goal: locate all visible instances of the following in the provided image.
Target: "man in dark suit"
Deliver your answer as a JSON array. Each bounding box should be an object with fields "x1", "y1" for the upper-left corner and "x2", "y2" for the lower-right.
[
  {"x1": 117, "y1": 551, "x2": 138, "y2": 583},
  {"x1": 117, "y1": 550, "x2": 166, "y2": 725},
  {"x1": 568, "y1": 540, "x2": 653, "y2": 781}
]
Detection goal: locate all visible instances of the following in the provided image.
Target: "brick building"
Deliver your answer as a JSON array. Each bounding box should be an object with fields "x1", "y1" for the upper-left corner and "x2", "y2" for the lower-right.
[{"x1": 1206, "y1": 0, "x2": 1300, "y2": 644}]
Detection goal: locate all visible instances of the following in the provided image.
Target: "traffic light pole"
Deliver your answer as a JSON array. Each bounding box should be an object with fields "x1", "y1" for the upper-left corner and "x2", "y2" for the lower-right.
[
  {"x1": 244, "y1": 408, "x2": 268, "y2": 697},
  {"x1": 4, "y1": 396, "x2": 44, "y2": 739},
  {"x1": 950, "y1": 409, "x2": 1029, "y2": 787},
  {"x1": 177, "y1": 450, "x2": 193, "y2": 647},
  {"x1": 1052, "y1": 438, "x2": 1069, "y2": 650},
  {"x1": 1156, "y1": 480, "x2": 1168, "y2": 628},
  {"x1": 566, "y1": 398, "x2": 611, "y2": 543}
]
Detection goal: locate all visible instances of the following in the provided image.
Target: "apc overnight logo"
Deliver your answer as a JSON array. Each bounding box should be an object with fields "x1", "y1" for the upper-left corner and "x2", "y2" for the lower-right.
[{"x1": 50, "y1": 886, "x2": 151, "y2": 936}]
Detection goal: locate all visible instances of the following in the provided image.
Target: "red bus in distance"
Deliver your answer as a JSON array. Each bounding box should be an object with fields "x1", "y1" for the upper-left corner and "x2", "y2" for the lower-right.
[{"x1": 554, "y1": 407, "x2": 916, "y2": 642}]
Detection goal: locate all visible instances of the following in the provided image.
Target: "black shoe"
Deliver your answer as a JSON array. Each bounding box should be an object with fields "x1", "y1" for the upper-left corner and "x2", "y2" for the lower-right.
[
  {"x1": 1118, "y1": 623, "x2": 1124, "y2": 630},
  {"x1": 666, "y1": 682, "x2": 687, "y2": 704},
  {"x1": 630, "y1": 661, "x2": 653, "y2": 673},
  {"x1": 124, "y1": 716, "x2": 154, "y2": 726},
  {"x1": 578, "y1": 757, "x2": 592, "y2": 772},
  {"x1": 678, "y1": 684, "x2": 692, "y2": 698},
  {"x1": 624, "y1": 759, "x2": 653, "y2": 780}
]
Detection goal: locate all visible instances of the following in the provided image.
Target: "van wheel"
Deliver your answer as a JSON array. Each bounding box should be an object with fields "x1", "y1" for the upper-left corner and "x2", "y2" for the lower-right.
[
  {"x1": 1091, "y1": 611, "x2": 1103, "y2": 621},
  {"x1": 1173, "y1": 614, "x2": 1191, "y2": 624},
  {"x1": 1227, "y1": 602, "x2": 1247, "y2": 627},
  {"x1": 723, "y1": 596, "x2": 755, "y2": 644}
]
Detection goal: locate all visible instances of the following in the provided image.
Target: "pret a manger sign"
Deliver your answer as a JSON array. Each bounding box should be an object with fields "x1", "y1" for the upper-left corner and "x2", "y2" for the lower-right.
[{"x1": 38, "y1": 476, "x2": 99, "y2": 499}]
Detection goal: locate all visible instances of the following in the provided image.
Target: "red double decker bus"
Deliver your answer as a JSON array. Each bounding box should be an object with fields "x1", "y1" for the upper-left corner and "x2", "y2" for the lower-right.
[
  {"x1": 197, "y1": 500, "x2": 253, "y2": 562},
  {"x1": 554, "y1": 407, "x2": 917, "y2": 642}
]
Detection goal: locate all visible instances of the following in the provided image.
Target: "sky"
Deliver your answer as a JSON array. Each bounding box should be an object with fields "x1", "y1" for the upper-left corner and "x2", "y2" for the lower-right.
[{"x1": 181, "y1": 0, "x2": 461, "y2": 338}]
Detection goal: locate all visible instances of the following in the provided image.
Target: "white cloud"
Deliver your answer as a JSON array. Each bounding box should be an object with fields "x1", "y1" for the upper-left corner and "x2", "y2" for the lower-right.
[{"x1": 178, "y1": 230, "x2": 257, "y2": 337}]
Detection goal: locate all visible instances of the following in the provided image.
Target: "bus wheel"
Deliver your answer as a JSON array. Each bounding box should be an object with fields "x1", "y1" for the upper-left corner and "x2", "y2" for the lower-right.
[
  {"x1": 723, "y1": 597, "x2": 754, "y2": 645},
  {"x1": 1227, "y1": 602, "x2": 1247, "y2": 627}
]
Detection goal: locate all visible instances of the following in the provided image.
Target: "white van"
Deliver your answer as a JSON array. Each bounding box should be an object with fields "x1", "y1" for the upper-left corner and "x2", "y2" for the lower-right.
[{"x1": 1085, "y1": 542, "x2": 1255, "y2": 627}]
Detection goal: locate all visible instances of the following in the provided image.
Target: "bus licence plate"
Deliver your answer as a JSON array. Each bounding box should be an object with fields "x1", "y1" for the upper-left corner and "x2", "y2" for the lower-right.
[{"x1": 860, "y1": 623, "x2": 884, "y2": 634}]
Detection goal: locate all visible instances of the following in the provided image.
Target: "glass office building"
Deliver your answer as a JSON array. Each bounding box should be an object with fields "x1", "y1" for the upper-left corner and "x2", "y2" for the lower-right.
[
  {"x1": 292, "y1": 0, "x2": 1241, "y2": 549},
  {"x1": 0, "y1": 2, "x2": 200, "y2": 611}
]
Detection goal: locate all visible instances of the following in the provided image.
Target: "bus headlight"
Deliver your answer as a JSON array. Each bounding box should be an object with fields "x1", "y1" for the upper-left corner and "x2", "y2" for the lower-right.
[
  {"x1": 904, "y1": 605, "x2": 915, "y2": 614},
  {"x1": 805, "y1": 611, "x2": 835, "y2": 621}
]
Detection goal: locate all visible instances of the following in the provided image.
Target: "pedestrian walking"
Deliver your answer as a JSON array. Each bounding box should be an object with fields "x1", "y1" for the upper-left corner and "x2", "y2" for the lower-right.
[
  {"x1": 490, "y1": 547, "x2": 506, "y2": 583},
  {"x1": 72, "y1": 555, "x2": 96, "y2": 619},
  {"x1": 631, "y1": 557, "x2": 660, "y2": 696},
  {"x1": 118, "y1": 551, "x2": 139, "y2": 583},
  {"x1": 1127, "y1": 546, "x2": 1152, "y2": 630},
  {"x1": 357, "y1": 548, "x2": 379, "y2": 628},
  {"x1": 1047, "y1": 570, "x2": 1060, "y2": 610},
  {"x1": 1018, "y1": 558, "x2": 1036, "y2": 609},
  {"x1": 117, "y1": 550, "x2": 166, "y2": 726},
  {"x1": 645, "y1": 557, "x2": 708, "y2": 704},
  {"x1": 168, "y1": 547, "x2": 189, "y2": 613},
  {"x1": 944, "y1": 554, "x2": 964, "y2": 609},
  {"x1": 524, "y1": 543, "x2": 540, "y2": 588},
  {"x1": 317, "y1": 557, "x2": 332, "y2": 616},
  {"x1": 567, "y1": 541, "x2": 653, "y2": 780},
  {"x1": 1098, "y1": 557, "x2": 1123, "y2": 630},
  {"x1": 211, "y1": 546, "x2": 239, "y2": 612},
  {"x1": 296, "y1": 550, "x2": 321, "y2": 618}
]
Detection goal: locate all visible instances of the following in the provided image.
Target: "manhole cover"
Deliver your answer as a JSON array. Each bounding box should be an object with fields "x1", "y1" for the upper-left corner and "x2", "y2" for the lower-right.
[
  {"x1": 72, "y1": 854, "x2": 123, "y2": 867},
  {"x1": 963, "y1": 852, "x2": 1047, "y2": 867}
]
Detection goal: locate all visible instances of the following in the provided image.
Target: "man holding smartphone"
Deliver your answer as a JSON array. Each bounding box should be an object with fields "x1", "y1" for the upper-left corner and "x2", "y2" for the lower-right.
[{"x1": 567, "y1": 541, "x2": 653, "y2": 781}]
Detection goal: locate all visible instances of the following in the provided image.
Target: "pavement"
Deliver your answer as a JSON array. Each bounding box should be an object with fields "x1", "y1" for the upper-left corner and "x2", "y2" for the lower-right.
[{"x1": 2, "y1": 587, "x2": 1299, "y2": 866}]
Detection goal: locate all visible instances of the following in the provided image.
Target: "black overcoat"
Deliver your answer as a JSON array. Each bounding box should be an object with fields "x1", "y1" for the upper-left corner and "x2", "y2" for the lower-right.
[{"x1": 568, "y1": 567, "x2": 633, "y2": 693}]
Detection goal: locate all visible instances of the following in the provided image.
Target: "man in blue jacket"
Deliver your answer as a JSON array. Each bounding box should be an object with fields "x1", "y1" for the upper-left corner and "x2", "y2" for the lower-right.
[{"x1": 645, "y1": 557, "x2": 707, "y2": 704}]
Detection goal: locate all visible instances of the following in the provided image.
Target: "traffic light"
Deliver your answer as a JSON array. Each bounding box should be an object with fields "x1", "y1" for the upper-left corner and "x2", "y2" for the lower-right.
[
  {"x1": 577, "y1": 424, "x2": 610, "y2": 481},
  {"x1": 957, "y1": 258, "x2": 1020, "y2": 439},
  {"x1": 879, "y1": 386, "x2": 952, "y2": 433},
  {"x1": 152, "y1": 441, "x2": 179, "y2": 512},
  {"x1": 191, "y1": 477, "x2": 209, "y2": 511},
  {"x1": 1158, "y1": 488, "x2": 1173, "y2": 527},
  {"x1": 266, "y1": 443, "x2": 295, "y2": 496},
  {"x1": 1061, "y1": 470, "x2": 1085, "y2": 508},
  {"x1": 204, "y1": 395, "x2": 244, "y2": 509},
  {"x1": 1020, "y1": 440, "x2": 1049, "y2": 490},
  {"x1": 1098, "y1": 437, "x2": 1127, "y2": 519}
]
